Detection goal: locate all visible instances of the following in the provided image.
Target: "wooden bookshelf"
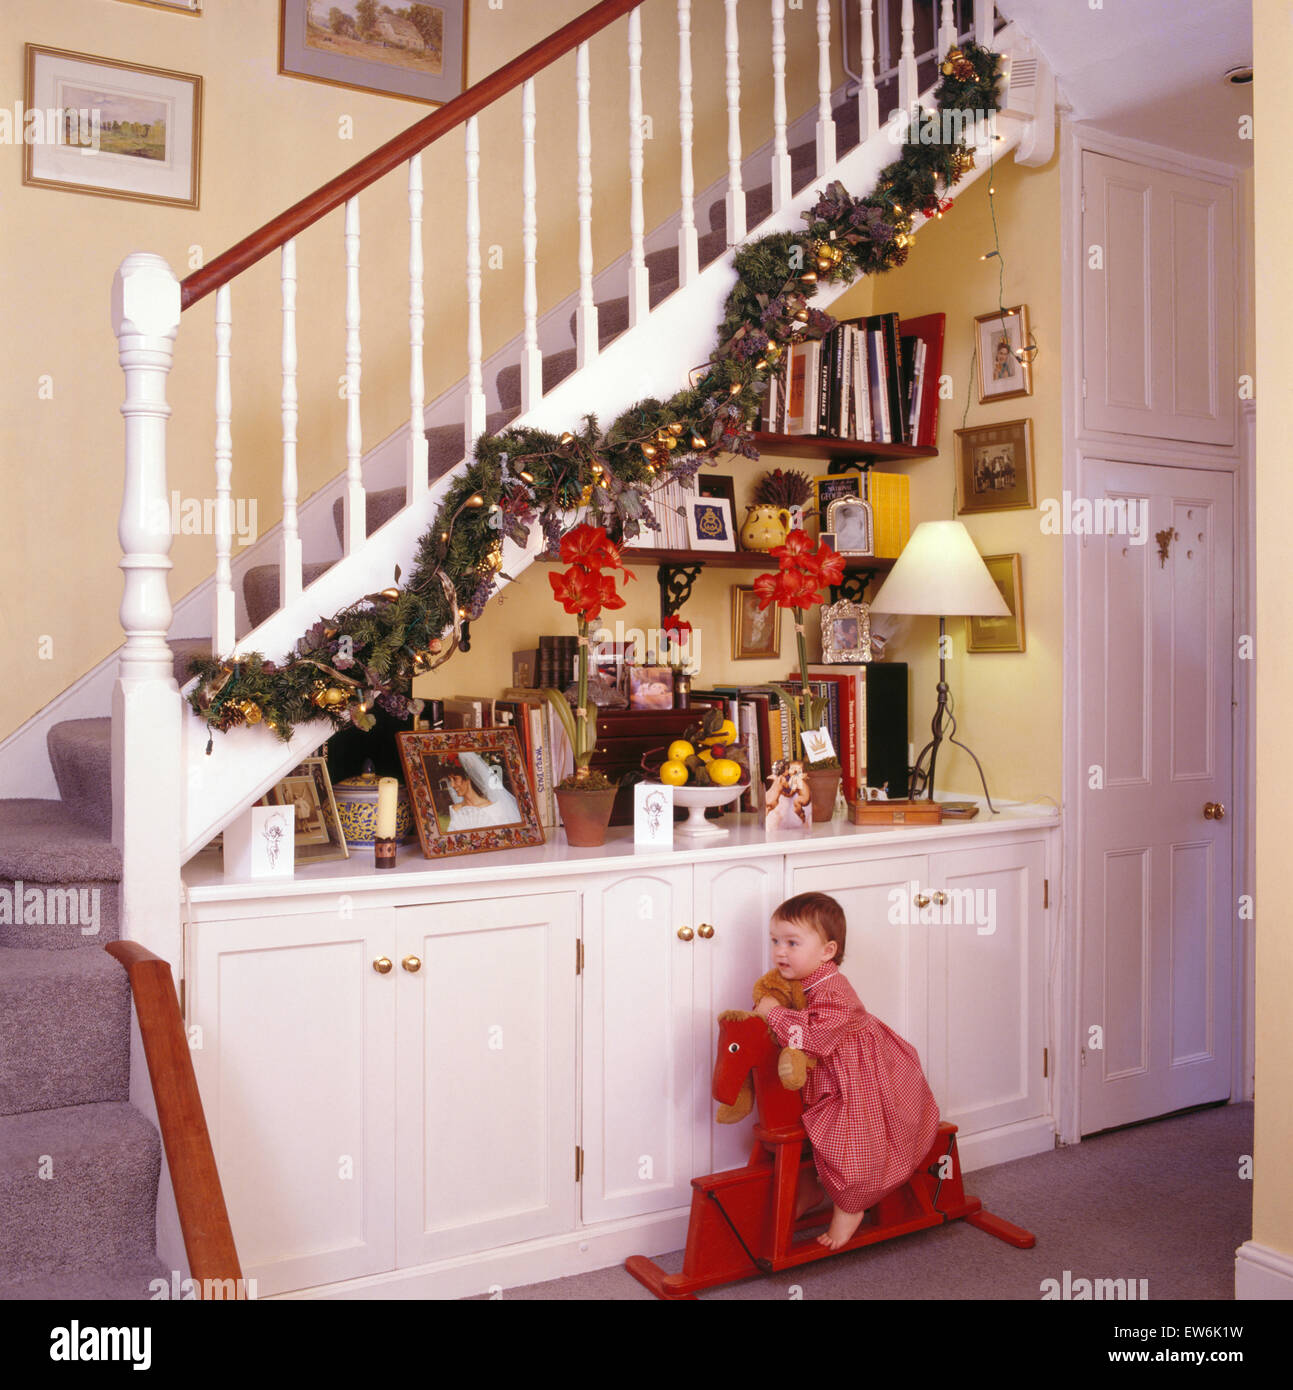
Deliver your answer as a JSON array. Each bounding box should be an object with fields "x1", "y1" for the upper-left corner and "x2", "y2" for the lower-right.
[{"x1": 750, "y1": 433, "x2": 938, "y2": 463}]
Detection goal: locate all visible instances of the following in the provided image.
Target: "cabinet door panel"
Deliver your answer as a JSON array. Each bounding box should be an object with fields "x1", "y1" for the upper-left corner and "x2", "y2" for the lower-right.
[
  {"x1": 189, "y1": 911, "x2": 396, "y2": 1295},
  {"x1": 581, "y1": 867, "x2": 692, "y2": 1223},
  {"x1": 395, "y1": 893, "x2": 578, "y2": 1264}
]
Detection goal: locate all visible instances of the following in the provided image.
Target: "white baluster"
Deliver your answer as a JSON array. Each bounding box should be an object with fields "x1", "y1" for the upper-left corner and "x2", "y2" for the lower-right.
[
  {"x1": 939, "y1": 0, "x2": 957, "y2": 57},
  {"x1": 770, "y1": 0, "x2": 791, "y2": 212},
  {"x1": 858, "y1": 0, "x2": 879, "y2": 140},
  {"x1": 407, "y1": 156, "x2": 428, "y2": 499},
  {"x1": 520, "y1": 78, "x2": 542, "y2": 412},
  {"x1": 974, "y1": 0, "x2": 994, "y2": 47},
  {"x1": 627, "y1": 7, "x2": 648, "y2": 327},
  {"x1": 815, "y1": 0, "x2": 836, "y2": 175},
  {"x1": 111, "y1": 252, "x2": 183, "y2": 966},
  {"x1": 677, "y1": 0, "x2": 699, "y2": 285},
  {"x1": 898, "y1": 0, "x2": 917, "y2": 115},
  {"x1": 724, "y1": 0, "x2": 745, "y2": 245},
  {"x1": 343, "y1": 197, "x2": 364, "y2": 556},
  {"x1": 464, "y1": 116, "x2": 487, "y2": 453},
  {"x1": 279, "y1": 240, "x2": 303, "y2": 609},
  {"x1": 575, "y1": 41, "x2": 598, "y2": 367},
  {"x1": 213, "y1": 284, "x2": 235, "y2": 654}
]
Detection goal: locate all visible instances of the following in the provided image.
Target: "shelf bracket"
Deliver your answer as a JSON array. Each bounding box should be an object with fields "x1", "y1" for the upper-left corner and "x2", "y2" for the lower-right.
[
  {"x1": 825, "y1": 458, "x2": 873, "y2": 477},
  {"x1": 657, "y1": 562, "x2": 704, "y2": 622},
  {"x1": 832, "y1": 571, "x2": 875, "y2": 605}
]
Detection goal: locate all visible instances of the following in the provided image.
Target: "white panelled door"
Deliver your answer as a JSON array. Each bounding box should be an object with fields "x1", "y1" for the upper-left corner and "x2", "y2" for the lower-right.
[{"x1": 1079, "y1": 459, "x2": 1234, "y2": 1134}]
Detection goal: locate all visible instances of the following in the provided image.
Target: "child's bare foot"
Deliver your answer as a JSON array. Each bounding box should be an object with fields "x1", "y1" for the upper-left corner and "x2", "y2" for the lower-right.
[
  {"x1": 794, "y1": 1168, "x2": 829, "y2": 1220},
  {"x1": 816, "y1": 1205, "x2": 866, "y2": 1249}
]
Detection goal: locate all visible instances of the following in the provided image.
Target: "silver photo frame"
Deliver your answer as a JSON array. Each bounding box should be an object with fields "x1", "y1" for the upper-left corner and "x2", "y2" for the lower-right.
[
  {"x1": 824, "y1": 497, "x2": 874, "y2": 556},
  {"x1": 819, "y1": 598, "x2": 872, "y2": 664}
]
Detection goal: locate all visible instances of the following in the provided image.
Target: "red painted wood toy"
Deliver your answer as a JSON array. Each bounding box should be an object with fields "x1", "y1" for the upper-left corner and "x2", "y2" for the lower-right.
[{"x1": 626, "y1": 1008, "x2": 1035, "y2": 1299}]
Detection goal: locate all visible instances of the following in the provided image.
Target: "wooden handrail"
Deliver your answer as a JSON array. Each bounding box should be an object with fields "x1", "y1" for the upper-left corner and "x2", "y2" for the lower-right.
[
  {"x1": 180, "y1": 0, "x2": 642, "y2": 311},
  {"x1": 105, "y1": 940, "x2": 244, "y2": 1299}
]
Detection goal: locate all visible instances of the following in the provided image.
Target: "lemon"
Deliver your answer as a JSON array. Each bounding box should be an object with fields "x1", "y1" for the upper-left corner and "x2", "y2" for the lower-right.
[
  {"x1": 667, "y1": 739, "x2": 695, "y2": 762},
  {"x1": 706, "y1": 720, "x2": 738, "y2": 745},
  {"x1": 659, "y1": 759, "x2": 689, "y2": 786},
  {"x1": 697, "y1": 748, "x2": 714, "y2": 763},
  {"x1": 709, "y1": 758, "x2": 742, "y2": 786}
]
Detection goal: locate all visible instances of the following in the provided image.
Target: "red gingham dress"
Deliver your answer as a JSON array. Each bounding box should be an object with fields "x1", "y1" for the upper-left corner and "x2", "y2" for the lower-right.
[{"x1": 766, "y1": 961, "x2": 940, "y2": 1214}]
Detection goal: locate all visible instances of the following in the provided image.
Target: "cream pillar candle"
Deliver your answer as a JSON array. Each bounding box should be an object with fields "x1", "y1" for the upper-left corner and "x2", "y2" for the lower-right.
[{"x1": 375, "y1": 778, "x2": 399, "y2": 840}]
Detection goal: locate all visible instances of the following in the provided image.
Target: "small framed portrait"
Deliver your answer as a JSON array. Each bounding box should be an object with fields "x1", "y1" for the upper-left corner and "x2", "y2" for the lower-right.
[
  {"x1": 955, "y1": 418, "x2": 1035, "y2": 515},
  {"x1": 812, "y1": 474, "x2": 861, "y2": 530},
  {"x1": 731, "y1": 585, "x2": 781, "y2": 661},
  {"x1": 263, "y1": 755, "x2": 348, "y2": 864},
  {"x1": 23, "y1": 45, "x2": 202, "y2": 209},
  {"x1": 819, "y1": 598, "x2": 872, "y2": 664},
  {"x1": 824, "y1": 497, "x2": 873, "y2": 556},
  {"x1": 397, "y1": 728, "x2": 544, "y2": 859},
  {"x1": 627, "y1": 664, "x2": 676, "y2": 710},
  {"x1": 697, "y1": 472, "x2": 737, "y2": 519},
  {"x1": 685, "y1": 495, "x2": 736, "y2": 552},
  {"x1": 975, "y1": 305, "x2": 1033, "y2": 403},
  {"x1": 966, "y1": 553, "x2": 1025, "y2": 653}
]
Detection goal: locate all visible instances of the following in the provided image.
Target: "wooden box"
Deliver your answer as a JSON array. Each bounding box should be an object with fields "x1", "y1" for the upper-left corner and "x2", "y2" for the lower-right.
[
  {"x1": 592, "y1": 708, "x2": 699, "y2": 825},
  {"x1": 850, "y1": 798, "x2": 944, "y2": 827}
]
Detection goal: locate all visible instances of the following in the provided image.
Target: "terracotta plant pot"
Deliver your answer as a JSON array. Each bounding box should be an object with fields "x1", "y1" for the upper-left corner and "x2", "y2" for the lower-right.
[
  {"x1": 555, "y1": 786, "x2": 618, "y2": 847},
  {"x1": 804, "y1": 767, "x2": 841, "y2": 823}
]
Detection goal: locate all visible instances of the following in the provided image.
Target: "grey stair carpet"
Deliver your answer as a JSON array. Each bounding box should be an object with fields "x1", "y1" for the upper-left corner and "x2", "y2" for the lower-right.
[
  {"x1": 47, "y1": 718, "x2": 112, "y2": 838},
  {"x1": 0, "y1": 1255, "x2": 170, "y2": 1301},
  {"x1": 170, "y1": 635, "x2": 212, "y2": 688}
]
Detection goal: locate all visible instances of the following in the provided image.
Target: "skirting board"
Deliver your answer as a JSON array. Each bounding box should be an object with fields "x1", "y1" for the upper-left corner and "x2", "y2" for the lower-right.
[
  {"x1": 268, "y1": 1118, "x2": 1055, "y2": 1302},
  {"x1": 1235, "y1": 1241, "x2": 1293, "y2": 1299}
]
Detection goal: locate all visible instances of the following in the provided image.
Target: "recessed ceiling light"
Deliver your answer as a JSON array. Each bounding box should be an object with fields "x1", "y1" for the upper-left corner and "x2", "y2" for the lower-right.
[{"x1": 1224, "y1": 65, "x2": 1253, "y2": 86}]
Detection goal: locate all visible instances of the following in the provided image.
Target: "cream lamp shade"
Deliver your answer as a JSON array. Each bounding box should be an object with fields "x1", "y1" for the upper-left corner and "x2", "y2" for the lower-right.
[{"x1": 869, "y1": 521, "x2": 1010, "y2": 618}]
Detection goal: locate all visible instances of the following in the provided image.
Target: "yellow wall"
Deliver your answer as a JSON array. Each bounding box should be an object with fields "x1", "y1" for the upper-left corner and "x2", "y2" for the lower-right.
[
  {"x1": 1, "y1": 0, "x2": 837, "y2": 739},
  {"x1": 1251, "y1": 0, "x2": 1293, "y2": 1272}
]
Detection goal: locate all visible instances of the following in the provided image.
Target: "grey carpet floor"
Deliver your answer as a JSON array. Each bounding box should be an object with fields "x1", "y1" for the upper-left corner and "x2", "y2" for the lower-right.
[{"x1": 485, "y1": 1102, "x2": 1253, "y2": 1300}]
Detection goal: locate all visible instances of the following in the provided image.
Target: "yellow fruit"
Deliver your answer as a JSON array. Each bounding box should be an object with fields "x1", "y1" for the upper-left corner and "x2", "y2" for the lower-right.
[
  {"x1": 710, "y1": 720, "x2": 738, "y2": 744},
  {"x1": 697, "y1": 748, "x2": 714, "y2": 763},
  {"x1": 667, "y1": 740, "x2": 695, "y2": 762},
  {"x1": 660, "y1": 759, "x2": 689, "y2": 786},
  {"x1": 709, "y1": 758, "x2": 742, "y2": 786}
]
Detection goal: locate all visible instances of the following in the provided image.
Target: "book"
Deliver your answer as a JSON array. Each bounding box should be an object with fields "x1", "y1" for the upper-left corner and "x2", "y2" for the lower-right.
[
  {"x1": 868, "y1": 472, "x2": 911, "y2": 558},
  {"x1": 897, "y1": 313, "x2": 946, "y2": 448},
  {"x1": 806, "y1": 663, "x2": 909, "y2": 797}
]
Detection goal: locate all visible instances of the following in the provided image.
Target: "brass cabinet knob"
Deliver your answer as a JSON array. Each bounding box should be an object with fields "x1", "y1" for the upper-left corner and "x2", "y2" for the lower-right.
[
  {"x1": 372, "y1": 957, "x2": 393, "y2": 974},
  {"x1": 402, "y1": 955, "x2": 422, "y2": 973},
  {"x1": 1203, "y1": 802, "x2": 1226, "y2": 821},
  {"x1": 677, "y1": 926, "x2": 694, "y2": 941},
  {"x1": 697, "y1": 923, "x2": 715, "y2": 939},
  {"x1": 931, "y1": 891, "x2": 948, "y2": 906},
  {"x1": 913, "y1": 893, "x2": 931, "y2": 909}
]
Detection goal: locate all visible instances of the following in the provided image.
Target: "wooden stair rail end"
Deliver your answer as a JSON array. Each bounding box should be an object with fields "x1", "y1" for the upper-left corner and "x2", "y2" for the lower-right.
[
  {"x1": 180, "y1": 0, "x2": 642, "y2": 311},
  {"x1": 105, "y1": 940, "x2": 244, "y2": 1299}
]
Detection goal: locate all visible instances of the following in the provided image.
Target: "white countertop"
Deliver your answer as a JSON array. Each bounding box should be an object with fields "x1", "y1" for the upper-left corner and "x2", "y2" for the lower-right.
[{"x1": 183, "y1": 797, "x2": 1060, "y2": 904}]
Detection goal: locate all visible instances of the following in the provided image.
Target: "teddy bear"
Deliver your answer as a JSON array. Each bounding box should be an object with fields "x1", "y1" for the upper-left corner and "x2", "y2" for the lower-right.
[{"x1": 715, "y1": 969, "x2": 817, "y2": 1124}]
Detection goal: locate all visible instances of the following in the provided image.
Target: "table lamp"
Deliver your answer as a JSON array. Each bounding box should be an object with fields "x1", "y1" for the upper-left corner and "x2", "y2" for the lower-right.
[{"x1": 868, "y1": 521, "x2": 1010, "y2": 809}]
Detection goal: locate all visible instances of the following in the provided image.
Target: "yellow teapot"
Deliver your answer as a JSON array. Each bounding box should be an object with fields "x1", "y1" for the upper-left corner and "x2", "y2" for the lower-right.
[{"x1": 740, "y1": 504, "x2": 792, "y2": 552}]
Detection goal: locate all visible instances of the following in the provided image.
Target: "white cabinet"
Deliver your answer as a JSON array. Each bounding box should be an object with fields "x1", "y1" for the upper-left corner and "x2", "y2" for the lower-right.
[{"x1": 580, "y1": 856, "x2": 781, "y2": 1224}]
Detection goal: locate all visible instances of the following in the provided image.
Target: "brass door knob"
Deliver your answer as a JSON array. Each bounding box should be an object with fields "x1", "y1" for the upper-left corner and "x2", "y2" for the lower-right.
[
  {"x1": 402, "y1": 955, "x2": 422, "y2": 973},
  {"x1": 697, "y1": 923, "x2": 715, "y2": 939},
  {"x1": 1203, "y1": 802, "x2": 1226, "y2": 821},
  {"x1": 372, "y1": 957, "x2": 393, "y2": 974},
  {"x1": 913, "y1": 893, "x2": 931, "y2": 909},
  {"x1": 931, "y1": 891, "x2": 948, "y2": 906},
  {"x1": 677, "y1": 926, "x2": 694, "y2": 941}
]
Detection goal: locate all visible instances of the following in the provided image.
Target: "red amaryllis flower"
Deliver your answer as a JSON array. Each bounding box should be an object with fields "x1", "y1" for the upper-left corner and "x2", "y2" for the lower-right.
[
  {"x1": 774, "y1": 530, "x2": 818, "y2": 568},
  {"x1": 560, "y1": 522, "x2": 623, "y2": 574},
  {"x1": 662, "y1": 614, "x2": 692, "y2": 648},
  {"x1": 549, "y1": 565, "x2": 600, "y2": 619},
  {"x1": 752, "y1": 567, "x2": 818, "y2": 611}
]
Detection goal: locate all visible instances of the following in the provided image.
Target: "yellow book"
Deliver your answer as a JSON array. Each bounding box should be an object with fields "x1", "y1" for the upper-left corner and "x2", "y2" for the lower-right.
[{"x1": 868, "y1": 472, "x2": 910, "y2": 558}]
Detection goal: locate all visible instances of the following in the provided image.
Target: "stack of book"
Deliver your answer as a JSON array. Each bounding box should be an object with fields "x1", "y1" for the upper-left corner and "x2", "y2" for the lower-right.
[
  {"x1": 860, "y1": 472, "x2": 911, "y2": 559},
  {"x1": 762, "y1": 312, "x2": 945, "y2": 449},
  {"x1": 512, "y1": 635, "x2": 579, "y2": 690},
  {"x1": 623, "y1": 478, "x2": 689, "y2": 551}
]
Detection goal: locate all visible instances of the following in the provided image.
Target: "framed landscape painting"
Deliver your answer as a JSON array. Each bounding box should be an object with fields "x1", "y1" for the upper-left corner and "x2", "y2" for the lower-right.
[
  {"x1": 280, "y1": 0, "x2": 468, "y2": 105},
  {"x1": 23, "y1": 46, "x2": 202, "y2": 208}
]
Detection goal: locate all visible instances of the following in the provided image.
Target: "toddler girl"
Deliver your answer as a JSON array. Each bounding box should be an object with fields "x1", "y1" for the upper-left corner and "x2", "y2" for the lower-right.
[{"x1": 754, "y1": 890, "x2": 940, "y2": 1249}]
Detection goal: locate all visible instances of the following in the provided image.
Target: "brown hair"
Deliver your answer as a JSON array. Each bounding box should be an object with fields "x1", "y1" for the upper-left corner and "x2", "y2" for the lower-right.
[{"x1": 772, "y1": 891, "x2": 847, "y2": 965}]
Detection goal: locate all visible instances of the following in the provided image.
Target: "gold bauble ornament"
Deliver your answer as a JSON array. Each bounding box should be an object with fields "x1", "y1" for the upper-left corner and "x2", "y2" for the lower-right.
[
  {"x1": 560, "y1": 431, "x2": 576, "y2": 446},
  {"x1": 323, "y1": 687, "x2": 349, "y2": 708},
  {"x1": 667, "y1": 421, "x2": 685, "y2": 436},
  {"x1": 380, "y1": 587, "x2": 401, "y2": 602},
  {"x1": 234, "y1": 699, "x2": 262, "y2": 726}
]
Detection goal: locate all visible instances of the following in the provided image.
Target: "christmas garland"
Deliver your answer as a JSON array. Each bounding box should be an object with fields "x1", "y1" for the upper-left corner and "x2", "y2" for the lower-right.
[{"x1": 187, "y1": 43, "x2": 1001, "y2": 747}]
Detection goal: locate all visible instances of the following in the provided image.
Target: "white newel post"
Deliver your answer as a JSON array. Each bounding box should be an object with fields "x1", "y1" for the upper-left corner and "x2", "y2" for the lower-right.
[
  {"x1": 111, "y1": 252, "x2": 183, "y2": 972},
  {"x1": 858, "y1": 1, "x2": 879, "y2": 141},
  {"x1": 814, "y1": 0, "x2": 836, "y2": 175}
]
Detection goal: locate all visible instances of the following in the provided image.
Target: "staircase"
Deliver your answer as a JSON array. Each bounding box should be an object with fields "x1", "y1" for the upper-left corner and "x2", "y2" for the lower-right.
[{"x1": 0, "y1": 0, "x2": 1050, "y2": 1294}]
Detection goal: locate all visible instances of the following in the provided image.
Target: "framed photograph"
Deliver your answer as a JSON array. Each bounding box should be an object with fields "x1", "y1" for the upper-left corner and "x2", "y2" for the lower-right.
[
  {"x1": 114, "y1": 0, "x2": 201, "y2": 13},
  {"x1": 819, "y1": 598, "x2": 872, "y2": 663},
  {"x1": 975, "y1": 305, "x2": 1033, "y2": 403},
  {"x1": 684, "y1": 496, "x2": 736, "y2": 552},
  {"x1": 264, "y1": 755, "x2": 349, "y2": 864},
  {"x1": 279, "y1": 0, "x2": 468, "y2": 106},
  {"x1": 731, "y1": 585, "x2": 780, "y2": 661},
  {"x1": 966, "y1": 553, "x2": 1025, "y2": 653},
  {"x1": 23, "y1": 46, "x2": 202, "y2": 208},
  {"x1": 824, "y1": 497, "x2": 873, "y2": 556},
  {"x1": 627, "y1": 665, "x2": 676, "y2": 711},
  {"x1": 697, "y1": 472, "x2": 737, "y2": 520},
  {"x1": 397, "y1": 728, "x2": 544, "y2": 859},
  {"x1": 955, "y1": 418, "x2": 1035, "y2": 515},
  {"x1": 812, "y1": 474, "x2": 860, "y2": 530}
]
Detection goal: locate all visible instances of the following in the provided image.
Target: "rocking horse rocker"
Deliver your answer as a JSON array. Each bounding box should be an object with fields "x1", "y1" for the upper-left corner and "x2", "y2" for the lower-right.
[{"x1": 626, "y1": 1002, "x2": 1035, "y2": 1299}]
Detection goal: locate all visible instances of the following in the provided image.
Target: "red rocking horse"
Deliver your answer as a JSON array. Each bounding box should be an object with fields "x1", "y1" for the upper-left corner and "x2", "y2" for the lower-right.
[{"x1": 626, "y1": 1008, "x2": 1035, "y2": 1299}]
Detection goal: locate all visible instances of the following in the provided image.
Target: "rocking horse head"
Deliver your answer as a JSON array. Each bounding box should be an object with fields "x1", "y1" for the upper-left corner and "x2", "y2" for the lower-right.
[{"x1": 713, "y1": 1010, "x2": 802, "y2": 1128}]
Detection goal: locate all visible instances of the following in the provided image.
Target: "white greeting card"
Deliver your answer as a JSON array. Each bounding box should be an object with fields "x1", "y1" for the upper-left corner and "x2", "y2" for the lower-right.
[
  {"x1": 635, "y1": 782, "x2": 674, "y2": 846},
  {"x1": 223, "y1": 804, "x2": 295, "y2": 879},
  {"x1": 801, "y1": 727, "x2": 836, "y2": 763}
]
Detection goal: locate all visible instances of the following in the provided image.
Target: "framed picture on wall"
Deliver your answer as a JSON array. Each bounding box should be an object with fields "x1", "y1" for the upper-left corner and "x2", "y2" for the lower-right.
[
  {"x1": 975, "y1": 305, "x2": 1033, "y2": 403},
  {"x1": 966, "y1": 553, "x2": 1025, "y2": 653},
  {"x1": 731, "y1": 585, "x2": 781, "y2": 661},
  {"x1": 955, "y1": 419, "x2": 1035, "y2": 515},
  {"x1": 23, "y1": 45, "x2": 202, "y2": 208},
  {"x1": 279, "y1": 0, "x2": 468, "y2": 106},
  {"x1": 113, "y1": 0, "x2": 202, "y2": 13}
]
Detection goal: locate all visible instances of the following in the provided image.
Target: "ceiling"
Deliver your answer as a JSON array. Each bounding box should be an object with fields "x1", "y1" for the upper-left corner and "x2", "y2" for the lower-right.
[{"x1": 998, "y1": 0, "x2": 1253, "y2": 166}]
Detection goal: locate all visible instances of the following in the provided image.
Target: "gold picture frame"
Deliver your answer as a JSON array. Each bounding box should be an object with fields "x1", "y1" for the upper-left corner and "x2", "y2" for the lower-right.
[
  {"x1": 263, "y1": 755, "x2": 349, "y2": 864},
  {"x1": 732, "y1": 585, "x2": 781, "y2": 661},
  {"x1": 966, "y1": 554, "x2": 1025, "y2": 653},
  {"x1": 955, "y1": 418, "x2": 1035, "y2": 515},
  {"x1": 113, "y1": 0, "x2": 202, "y2": 13},
  {"x1": 975, "y1": 305, "x2": 1033, "y2": 404},
  {"x1": 22, "y1": 45, "x2": 202, "y2": 209}
]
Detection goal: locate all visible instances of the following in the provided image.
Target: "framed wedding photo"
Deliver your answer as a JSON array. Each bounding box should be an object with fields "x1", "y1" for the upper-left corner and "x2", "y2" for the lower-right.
[
  {"x1": 732, "y1": 584, "x2": 781, "y2": 661},
  {"x1": 23, "y1": 46, "x2": 202, "y2": 208},
  {"x1": 975, "y1": 305, "x2": 1033, "y2": 404},
  {"x1": 966, "y1": 553, "x2": 1025, "y2": 653},
  {"x1": 279, "y1": 0, "x2": 468, "y2": 105},
  {"x1": 955, "y1": 418, "x2": 1035, "y2": 515}
]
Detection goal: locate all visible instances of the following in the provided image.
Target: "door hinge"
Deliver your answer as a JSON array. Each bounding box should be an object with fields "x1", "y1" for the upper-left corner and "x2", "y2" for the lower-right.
[
  {"x1": 575, "y1": 1146, "x2": 583, "y2": 1183},
  {"x1": 1080, "y1": 1047, "x2": 1087, "y2": 1067},
  {"x1": 575, "y1": 939, "x2": 584, "y2": 975},
  {"x1": 1043, "y1": 1047, "x2": 1048, "y2": 1078},
  {"x1": 1043, "y1": 878, "x2": 1049, "y2": 910}
]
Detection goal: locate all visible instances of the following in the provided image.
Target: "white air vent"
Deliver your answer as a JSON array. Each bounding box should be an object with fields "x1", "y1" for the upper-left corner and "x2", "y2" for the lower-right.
[{"x1": 998, "y1": 41, "x2": 1043, "y2": 121}]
